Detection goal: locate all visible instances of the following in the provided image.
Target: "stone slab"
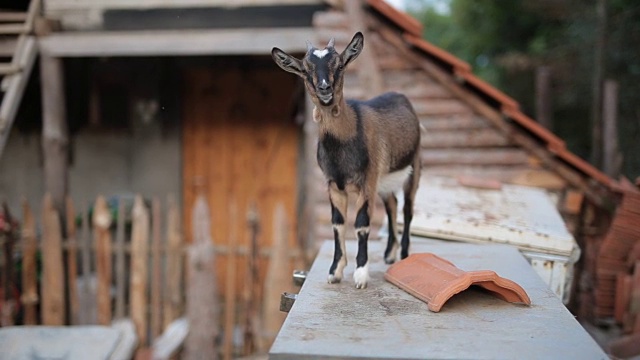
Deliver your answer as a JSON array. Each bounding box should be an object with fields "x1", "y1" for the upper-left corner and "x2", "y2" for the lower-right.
[{"x1": 269, "y1": 238, "x2": 608, "y2": 360}]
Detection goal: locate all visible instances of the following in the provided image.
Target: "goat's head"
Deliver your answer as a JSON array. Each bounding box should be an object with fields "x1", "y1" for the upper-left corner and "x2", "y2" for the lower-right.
[{"x1": 272, "y1": 32, "x2": 364, "y2": 107}]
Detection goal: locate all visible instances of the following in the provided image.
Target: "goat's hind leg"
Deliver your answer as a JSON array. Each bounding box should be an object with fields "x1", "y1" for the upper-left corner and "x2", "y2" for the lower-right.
[
  {"x1": 382, "y1": 193, "x2": 399, "y2": 264},
  {"x1": 327, "y1": 183, "x2": 348, "y2": 284},
  {"x1": 400, "y1": 160, "x2": 421, "y2": 260}
]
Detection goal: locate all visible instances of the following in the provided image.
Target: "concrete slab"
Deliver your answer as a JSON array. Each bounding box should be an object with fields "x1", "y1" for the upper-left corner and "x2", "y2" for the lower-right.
[
  {"x1": 0, "y1": 325, "x2": 122, "y2": 360},
  {"x1": 269, "y1": 238, "x2": 608, "y2": 360}
]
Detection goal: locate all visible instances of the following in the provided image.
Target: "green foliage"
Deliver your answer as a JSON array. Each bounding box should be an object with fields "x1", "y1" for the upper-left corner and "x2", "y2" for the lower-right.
[{"x1": 409, "y1": 0, "x2": 640, "y2": 179}]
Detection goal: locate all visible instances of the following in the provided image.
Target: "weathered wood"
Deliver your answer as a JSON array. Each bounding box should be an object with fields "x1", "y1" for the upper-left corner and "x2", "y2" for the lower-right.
[
  {"x1": 185, "y1": 195, "x2": 218, "y2": 360},
  {"x1": 150, "y1": 197, "x2": 163, "y2": 341},
  {"x1": 40, "y1": 54, "x2": 68, "y2": 211},
  {"x1": 1, "y1": 203, "x2": 16, "y2": 326},
  {"x1": 20, "y1": 200, "x2": 38, "y2": 325},
  {"x1": 421, "y1": 148, "x2": 530, "y2": 166},
  {"x1": 412, "y1": 98, "x2": 473, "y2": 116},
  {"x1": 65, "y1": 197, "x2": 80, "y2": 325},
  {"x1": 602, "y1": 79, "x2": 621, "y2": 178},
  {"x1": 263, "y1": 203, "x2": 290, "y2": 346},
  {"x1": 163, "y1": 194, "x2": 182, "y2": 329},
  {"x1": 420, "y1": 116, "x2": 490, "y2": 131},
  {"x1": 420, "y1": 129, "x2": 512, "y2": 148},
  {"x1": 223, "y1": 201, "x2": 238, "y2": 360},
  {"x1": 39, "y1": 28, "x2": 315, "y2": 57},
  {"x1": 93, "y1": 195, "x2": 113, "y2": 326},
  {"x1": 114, "y1": 197, "x2": 126, "y2": 319},
  {"x1": 344, "y1": 0, "x2": 383, "y2": 97},
  {"x1": 79, "y1": 201, "x2": 93, "y2": 324},
  {"x1": 131, "y1": 195, "x2": 150, "y2": 346},
  {"x1": 535, "y1": 66, "x2": 552, "y2": 129},
  {"x1": 41, "y1": 194, "x2": 66, "y2": 325},
  {"x1": 0, "y1": 35, "x2": 37, "y2": 159}
]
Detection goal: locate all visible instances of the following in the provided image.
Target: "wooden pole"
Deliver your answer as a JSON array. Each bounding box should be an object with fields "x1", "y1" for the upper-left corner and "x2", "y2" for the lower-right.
[
  {"x1": 93, "y1": 195, "x2": 113, "y2": 326},
  {"x1": 65, "y1": 197, "x2": 80, "y2": 325},
  {"x1": 163, "y1": 194, "x2": 183, "y2": 329},
  {"x1": 150, "y1": 197, "x2": 163, "y2": 340},
  {"x1": 344, "y1": 0, "x2": 384, "y2": 97},
  {"x1": 40, "y1": 54, "x2": 68, "y2": 211},
  {"x1": 114, "y1": 197, "x2": 126, "y2": 319},
  {"x1": 1, "y1": 203, "x2": 16, "y2": 326},
  {"x1": 223, "y1": 200, "x2": 238, "y2": 360},
  {"x1": 79, "y1": 201, "x2": 93, "y2": 324},
  {"x1": 131, "y1": 195, "x2": 150, "y2": 346},
  {"x1": 21, "y1": 200, "x2": 38, "y2": 325},
  {"x1": 185, "y1": 194, "x2": 218, "y2": 360},
  {"x1": 602, "y1": 79, "x2": 621, "y2": 178},
  {"x1": 41, "y1": 193, "x2": 66, "y2": 325},
  {"x1": 535, "y1": 66, "x2": 552, "y2": 129},
  {"x1": 590, "y1": 0, "x2": 607, "y2": 168},
  {"x1": 262, "y1": 203, "x2": 289, "y2": 347}
]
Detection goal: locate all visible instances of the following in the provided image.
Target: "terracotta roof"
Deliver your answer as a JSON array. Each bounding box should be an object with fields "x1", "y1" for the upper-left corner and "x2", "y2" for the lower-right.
[
  {"x1": 366, "y1": 0, "x2": 422, "y2": 37},
  {"x1": 364, "y1": 1, "x2": 616, "y2": 190}
]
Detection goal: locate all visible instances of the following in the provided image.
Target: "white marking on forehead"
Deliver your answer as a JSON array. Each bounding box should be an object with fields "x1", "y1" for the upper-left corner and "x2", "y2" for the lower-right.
[{"x1": 313, "y1": 48, "x2": 330, "y2": 59}]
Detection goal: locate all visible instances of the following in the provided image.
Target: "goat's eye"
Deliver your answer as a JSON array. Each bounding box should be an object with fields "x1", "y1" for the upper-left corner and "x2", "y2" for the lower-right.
[{"x1": 338, "y1": 64, "x2": 344, "y2": 70}]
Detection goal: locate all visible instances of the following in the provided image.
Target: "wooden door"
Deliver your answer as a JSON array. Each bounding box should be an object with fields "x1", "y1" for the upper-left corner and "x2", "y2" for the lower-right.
[{"x1": 182, "y1": 58, "x2": 300, "y2": 298}]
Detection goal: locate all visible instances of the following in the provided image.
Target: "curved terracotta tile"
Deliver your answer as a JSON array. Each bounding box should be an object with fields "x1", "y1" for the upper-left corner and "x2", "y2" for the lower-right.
[{"x1": 384, "y1": 253, "x2": 531, "y2": 312}]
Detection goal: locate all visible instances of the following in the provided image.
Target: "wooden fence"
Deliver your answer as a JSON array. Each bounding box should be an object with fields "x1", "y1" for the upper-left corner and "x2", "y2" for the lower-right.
[
  {"x1": 0, "y1": 194, "x2": 184, "y2": 346},
  {"x1": 0, "y1": 192, "x2": 301, "y2": 359}
]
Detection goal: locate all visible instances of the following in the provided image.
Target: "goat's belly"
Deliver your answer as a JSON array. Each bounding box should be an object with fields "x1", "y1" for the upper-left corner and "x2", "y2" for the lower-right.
[{"x1": 377, "y1": 166, "x2": 412, "y2": 194}]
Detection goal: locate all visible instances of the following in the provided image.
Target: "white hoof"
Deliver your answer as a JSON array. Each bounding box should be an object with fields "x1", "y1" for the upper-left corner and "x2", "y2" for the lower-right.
[
  {"x1": 327, "y1": 273, "x2": 342, "y2": 284},
  {"x1": 354, "y1": 264, "x2": 369, "y2": 289}
]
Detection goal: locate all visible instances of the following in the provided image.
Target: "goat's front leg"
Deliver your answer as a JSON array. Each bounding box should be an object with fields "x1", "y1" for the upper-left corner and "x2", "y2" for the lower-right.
[
  {"x1": 327, "y1": 182, "x2": 348, "y2": 284},
  {"x1": 354, "y1": 186, "x2": 374, "y2": 289}
]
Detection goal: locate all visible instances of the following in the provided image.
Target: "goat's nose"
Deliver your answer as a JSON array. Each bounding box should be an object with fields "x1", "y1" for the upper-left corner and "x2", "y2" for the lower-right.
[{"x1": 318, "y1": 79, "x2": 331, "y2": 91}]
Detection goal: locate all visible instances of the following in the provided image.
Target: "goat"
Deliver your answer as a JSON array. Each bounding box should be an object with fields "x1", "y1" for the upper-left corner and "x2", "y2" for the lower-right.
[{"x1": 272, "y1": 32, "x2": 421, "y2": 289}]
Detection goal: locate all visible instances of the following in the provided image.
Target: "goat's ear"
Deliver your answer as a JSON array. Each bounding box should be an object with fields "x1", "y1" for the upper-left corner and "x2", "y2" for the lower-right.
[
  {"x1": 272, "y1": 47, "x2": 305, "y2": 77},
  {"x1": 341, "y1": 32, "x2": 364, "y2": 67}
]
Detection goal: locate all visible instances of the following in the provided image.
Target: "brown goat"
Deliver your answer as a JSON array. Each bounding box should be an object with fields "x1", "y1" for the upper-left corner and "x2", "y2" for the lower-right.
[{"x1": 272, "y1": 32, "x2": 421, "y2": 289}]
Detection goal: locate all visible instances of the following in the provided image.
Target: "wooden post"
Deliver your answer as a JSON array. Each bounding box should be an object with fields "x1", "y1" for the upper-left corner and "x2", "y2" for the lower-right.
[
  {"x1": 1, "y1": 203, "x2": 16, "y2": 326},
  {"x1": 163, "y1": 194, "x2": 183, "y2": 329},
  {"x1": 65, "y1": 197, "x2": 80, "y2": 325},
  {"x1": 223, "y1": 201, "x2": 238, "y2": 360},
  {"x1": 242, "y1": 204, "x2": 263, "y2": 355},
  {"x1": 21, "y1": 200, "x2": 38, "y2": 325},
  {"x1": 150, "y1": 197, "x2": 163, "y2": 340},
  {"x1": 184, "y1": 194, "x2": 218, "y2": 360},
  {"x1": 535, "y1": 66, "x2": 552, "y2": 129},
  {"x1": 602, "y1": 79, "x2": 621, "y2": 178},
  {"x1": 41, "y1": 193, "x2": 66, "y2": 325},
  {"x1": 114, "y1": 198, "x2": 126, "y2": 319},
  {"x1": 93, "y1": 196, "x2": 113, "y2": 326},
  {"x1": 344, "y1": 0, "x2": 384, "y2": 97},
  {"x1": 590, "y1": 0, "x2": 607, "y2": 168},
  {"x1": 130, "y1": 195, "x2": 150, "y2": 346},
  {"x1": 262, "y1": 203, "x2": 289, "y2": 346},
  {"x1": 79, "y1": 201, "x2": 93, "y2": 324},
  {"x1": 40, "y1": 54, "x2": 68, "y2": 211}
]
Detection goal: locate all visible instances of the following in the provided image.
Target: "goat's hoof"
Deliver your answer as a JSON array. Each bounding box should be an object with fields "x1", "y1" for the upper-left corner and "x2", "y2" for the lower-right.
[
  {"x1": 353, "y1": 265, "x2": 369, "y2": 289},
  {"x1": 327, "y1": 274, "x2": 342, "y2": 284},
  {"x1": 384, "y1": 255, "x2": 396, "y2": 265}
]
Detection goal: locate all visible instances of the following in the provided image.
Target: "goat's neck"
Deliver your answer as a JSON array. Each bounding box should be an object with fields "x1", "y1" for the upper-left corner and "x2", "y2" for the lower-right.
[{"x1": 315, "y1": 97, "x2": 357, "y2": 140}]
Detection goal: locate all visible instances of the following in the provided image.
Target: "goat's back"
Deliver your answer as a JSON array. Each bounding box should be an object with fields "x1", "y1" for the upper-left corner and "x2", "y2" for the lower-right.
[{"x1": 348, "y1": 92, "x2": 420, "y2": 174}]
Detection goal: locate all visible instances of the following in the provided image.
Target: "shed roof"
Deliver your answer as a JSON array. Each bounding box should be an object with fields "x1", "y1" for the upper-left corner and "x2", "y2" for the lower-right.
[{"x1": 363, "y1": 0, "x2": 616, "y2": 192}]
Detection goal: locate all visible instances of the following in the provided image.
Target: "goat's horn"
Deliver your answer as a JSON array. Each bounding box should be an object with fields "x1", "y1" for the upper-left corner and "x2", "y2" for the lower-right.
[
  {"x1": 306, "y1": 40, "x2": 313, "y2": 52},
  {"x1": 327, "y1": 37, "x2": 335, "y2": 48}
]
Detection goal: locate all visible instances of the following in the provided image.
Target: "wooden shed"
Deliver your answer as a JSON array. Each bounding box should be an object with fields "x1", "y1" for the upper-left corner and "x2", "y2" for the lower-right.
[{"x1": 0, "y1": 0, "x2": 639, "y2": 351}]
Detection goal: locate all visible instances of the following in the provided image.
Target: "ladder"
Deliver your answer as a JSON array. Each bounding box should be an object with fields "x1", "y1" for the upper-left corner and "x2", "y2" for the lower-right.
[{"x1": 0, "y1": 0, "x2": 39, "y2": 158}]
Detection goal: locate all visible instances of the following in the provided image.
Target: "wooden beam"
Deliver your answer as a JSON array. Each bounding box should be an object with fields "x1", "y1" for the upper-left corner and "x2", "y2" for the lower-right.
[
  {"x1": 45, "y1": 0, "x2": 323, "y2": 11},
  {"x1": 0, "y1": 35, "x2": 37, "y2": 158},
  {"x1": 40, "y1": 53, "x2": 68, "y2": 211},
  {"x1": 344, "y1": 1, "x2": 383, "y2": 97},
  {"x1": 602, "y1": 79, "x2": 621, "y2": 178},
  {"x1": 39, "y1": 28, "x2": 315, "y2": 57}
]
